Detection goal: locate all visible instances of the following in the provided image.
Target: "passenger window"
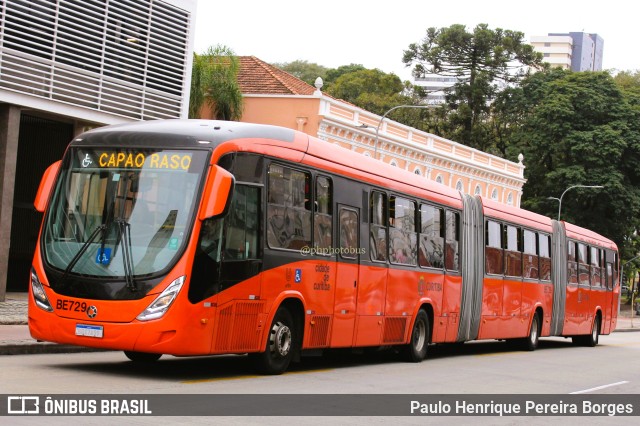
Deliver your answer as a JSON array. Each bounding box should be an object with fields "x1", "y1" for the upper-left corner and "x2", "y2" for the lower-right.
[
  {"x1": 567, "y1": 242, "x2": 578, "y2": 284},
  {"x1": 486, "y1": 220, "x2": 503, "y2": 275},
  {"x1": 419, "y1": 204, "x2": 444, "y2": 269},
  {"x1": 389, "y1": 196, "x2": 417, "y2": 265},
  {"x1": 538, "y1": 233, "x2": 551, "y2": 281},
  {"x1": 505, "y1": 225, "x2": 522, "y2": 277},
  {"x1": 523, "y1": 229, "x2": 539, "y2": 279},
  {"x1": 266, "y1": 164, "x2": 312, "y2": 250},
  {"x1": 590, "y1": 247, "x2": 602, "y2": 287},
  {"x1": 369, "y1": 191, "x2": 388, "y2": 262},
  {"x1": 445, "y1": 211, "x2": 459, "y2": 271},
  {"x1": 577, "y1": 243, "x2": 589, "y2": 285},
  {"x1": 314, "y1": 176, "x2": 332, "y2": 253}
]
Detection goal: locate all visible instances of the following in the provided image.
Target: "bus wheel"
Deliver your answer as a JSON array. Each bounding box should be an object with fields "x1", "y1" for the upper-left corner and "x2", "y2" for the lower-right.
[
  {"x1": 124, "y1": 351, "x2": 162, "y2": 363},
  {"x1": 404, "y1": 310, "x2": 430, "y2": 362},
  {"x1": 254, "y1": 307, "x2": 294, "y2": 375},
  {"x1": 573, "y1": 316, "x2": 600, "y2": 347},
  {"x1": 522, "y1": 313, "x2": 540, "y2": 351}
]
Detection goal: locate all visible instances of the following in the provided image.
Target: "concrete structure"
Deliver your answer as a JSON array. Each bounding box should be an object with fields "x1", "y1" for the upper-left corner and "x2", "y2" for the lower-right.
[
  {"x1": 201, "y1": 56, "x2": 525, "y2": 208},
  {"x1": 413, "y1": 74, "x2": 458, "y2": 104},
  {"x1": 0, "y1": 0, "x2": 197, "y2": 299},
  {"x1": 530, "y1": 32, "x2": 604, "y2": 71}
]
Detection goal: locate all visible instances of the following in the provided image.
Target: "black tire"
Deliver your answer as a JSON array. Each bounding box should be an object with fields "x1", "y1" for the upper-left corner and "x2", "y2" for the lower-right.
[
  {"x1": 522, "y1": 313, "x2": 540, "y2": 351},
  {"x1": 404, "y1": 310, "x2": 430, "y2": 362},
  {"x1": 572, "y1": 316, "x2": 600, "y2": 347},
  {"x1": 124, "y1": 351, "x2": 162, "y2": 363},
  {"x1": 254, "y1": 307, "x2": 295, "y2": 375}
]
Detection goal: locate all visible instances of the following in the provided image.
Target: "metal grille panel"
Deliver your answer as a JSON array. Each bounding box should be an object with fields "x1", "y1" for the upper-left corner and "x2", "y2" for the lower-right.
[{"x1": 0, "y1": 0, "x2": 190, "y2": 120}]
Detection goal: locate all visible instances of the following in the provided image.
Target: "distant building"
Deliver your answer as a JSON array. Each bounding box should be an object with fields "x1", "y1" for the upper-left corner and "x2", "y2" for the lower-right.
[
  {"x1": 530, "y1": 32, "x2": 604, "y2": 71},
  {"x1": 413, "y1": 74, "x2": 458, "y2": 105}
]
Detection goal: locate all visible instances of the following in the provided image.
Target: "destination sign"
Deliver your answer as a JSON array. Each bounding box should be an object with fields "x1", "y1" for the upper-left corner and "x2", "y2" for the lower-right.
[{"x1": 80, "y1": 151, "x2": 193, "y2": 171}]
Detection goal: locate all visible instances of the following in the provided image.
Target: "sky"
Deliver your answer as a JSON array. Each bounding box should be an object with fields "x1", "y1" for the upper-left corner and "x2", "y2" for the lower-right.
[{"x1": 193, "y1": 0, "x2": 637, "y2": 81}]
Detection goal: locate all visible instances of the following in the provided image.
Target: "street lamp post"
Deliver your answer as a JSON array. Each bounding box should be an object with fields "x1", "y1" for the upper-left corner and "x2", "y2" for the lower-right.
[
  {"x1": 554, "y1": 185, "x2": 604, "y2": 221},
  {"x1": 374, "y1": 105, "x2": 431, "y2": 160}
]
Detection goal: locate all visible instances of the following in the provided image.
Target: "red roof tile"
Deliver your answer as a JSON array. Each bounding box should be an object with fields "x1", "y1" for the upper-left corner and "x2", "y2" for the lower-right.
[{"x1": 237, "y1": 56, "x2": 316, "y2": 95}]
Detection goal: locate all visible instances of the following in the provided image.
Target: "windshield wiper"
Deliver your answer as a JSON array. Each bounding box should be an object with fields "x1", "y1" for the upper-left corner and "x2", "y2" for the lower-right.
[
  {"x1": 115, "y1": 218, "x2": 136, "y2": 292},
  {"x1": 58, "y1": 224, "x2": 106, "y2": 284}
]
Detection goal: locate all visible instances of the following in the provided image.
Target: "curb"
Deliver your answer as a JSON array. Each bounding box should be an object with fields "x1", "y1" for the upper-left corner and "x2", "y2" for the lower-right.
[{"x1": 0, "y1": 340, "x2": 109, "y2": 356}]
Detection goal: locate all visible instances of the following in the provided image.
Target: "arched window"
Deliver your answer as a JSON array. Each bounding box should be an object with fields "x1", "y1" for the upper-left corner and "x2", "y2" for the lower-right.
[
  {"x1": 390, "y1": 160, "x2": 398, "y2": 167},
  {"x1": 364, "y1": 152, "x2": 371, "y2": 157},
  {"x1": 435, "y1": 174, "x2": 443, "y2": 184},
  {"x1": 455, "y1": 180, "x2": 463, "y2": 192},
  {"x1": 491, "y1": 188, "x2": 498, "y2": 200},
  {"x1": 414, "y1": 168, "x2": 422, "y2": 176},
  {"x1": 474, "y1": 185, "x2": 482, "y2": 196},
  {"x1": 507, "y1": 193, "x2": 514, "y2": 206}
]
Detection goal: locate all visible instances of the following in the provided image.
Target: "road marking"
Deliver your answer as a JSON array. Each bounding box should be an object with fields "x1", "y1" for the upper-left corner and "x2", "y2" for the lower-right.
[{"x1": 570, "y1": 381, "x2": 629, "y2": 394}]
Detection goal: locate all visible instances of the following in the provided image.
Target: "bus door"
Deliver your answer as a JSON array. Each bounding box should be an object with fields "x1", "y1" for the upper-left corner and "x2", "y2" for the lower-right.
[
  {"x1": 330, "y1": 206, "x2": 360, "y2": 347},
  {"x1": 216, "y1": 184, "x2": 263, "y2": 301}
]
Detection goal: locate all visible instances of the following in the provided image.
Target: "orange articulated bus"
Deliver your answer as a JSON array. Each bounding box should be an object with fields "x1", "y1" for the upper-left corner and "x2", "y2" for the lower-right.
[{"x1": 29, "y1": 120, "x2": 620, "y2": 374}]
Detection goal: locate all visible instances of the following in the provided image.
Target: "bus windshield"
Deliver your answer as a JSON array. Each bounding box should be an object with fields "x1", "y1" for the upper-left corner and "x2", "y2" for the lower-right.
[{"x1": 43, "y1": 147, "x2": 209, "y2": 280}]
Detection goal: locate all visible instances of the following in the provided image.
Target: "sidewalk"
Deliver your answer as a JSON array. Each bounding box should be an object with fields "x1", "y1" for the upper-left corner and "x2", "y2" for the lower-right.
[{"x1": 1, "y1": 292, "x2": 639, "y2": 355}]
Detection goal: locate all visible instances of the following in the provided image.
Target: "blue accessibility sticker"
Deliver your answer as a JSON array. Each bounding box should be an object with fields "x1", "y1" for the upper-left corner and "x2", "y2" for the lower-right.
[
  {"x1": 294, "y1": 269, "x2": 302, "y2": 283},
  {"x1": 95, "y1": 248, "x2": 112, "y2": 265}
]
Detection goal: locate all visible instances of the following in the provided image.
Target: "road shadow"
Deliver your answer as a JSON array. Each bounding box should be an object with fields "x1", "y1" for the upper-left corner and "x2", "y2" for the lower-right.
[{"x1": 51, "y1": 337, "x2": 580, "y2": 382}]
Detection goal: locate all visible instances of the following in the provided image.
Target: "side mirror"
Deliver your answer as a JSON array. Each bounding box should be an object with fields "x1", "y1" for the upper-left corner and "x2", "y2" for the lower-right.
[
  {"x1": 198, "y1": 165, "x2": 235, "y2": 220},
  {"x1": 34, "y1": 161, "x2": 61, "y2": 213}
]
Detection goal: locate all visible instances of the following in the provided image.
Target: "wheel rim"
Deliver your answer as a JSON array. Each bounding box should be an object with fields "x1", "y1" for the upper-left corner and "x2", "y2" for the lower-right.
[
  {"x1": 413, "y1": 319, "x2": 426, "y2": 352},
  {"x1": 530, "y1": 317, "x2": 538, "y2": 345},
  {"x1": 270, "y1": 321, "x2": 292, "y2": 357}
]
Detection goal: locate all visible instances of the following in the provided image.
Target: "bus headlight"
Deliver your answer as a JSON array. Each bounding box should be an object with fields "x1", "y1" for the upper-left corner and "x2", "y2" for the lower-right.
[
  {"x1": 31, "y1": 268, "x2": 53, "y2": 312},
  {"x1": 137, "y1": 276, "x2": 185, "y2": 321}
]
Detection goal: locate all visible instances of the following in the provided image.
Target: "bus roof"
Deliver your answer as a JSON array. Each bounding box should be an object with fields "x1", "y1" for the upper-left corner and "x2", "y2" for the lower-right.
[
  {"x1": 564, "y1": 221, "x2": 617, "y2": 250},
  {"x1": 480, "y1": 196, "x2": 554, "y2": 233}
]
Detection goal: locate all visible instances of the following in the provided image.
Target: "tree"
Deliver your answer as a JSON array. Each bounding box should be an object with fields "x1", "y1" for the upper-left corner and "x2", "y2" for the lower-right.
[
  {"x1": 503, "y1": 70, "x2": 640, "y2": 254},
  {"x1": 324, "y1": 68, "x2": 409, "y2": 116},
  {"x1": 189, "y1": 45, "x2": 243, "y2": 120},
  {"x1": 403, "y1": 24, "x2": 544, "y2": 152},
  {"x1": 272, "y1": 60, "x2": 328, "y2": 86}
]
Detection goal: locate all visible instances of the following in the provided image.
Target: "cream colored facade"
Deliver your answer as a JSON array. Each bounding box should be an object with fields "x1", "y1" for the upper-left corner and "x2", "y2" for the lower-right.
[
  {"x1": 239, "y1": 90, "x2": 526, "y2": 207},
  {"x1": 530, "y1": 35, "x2": 573, "y2": 70}
]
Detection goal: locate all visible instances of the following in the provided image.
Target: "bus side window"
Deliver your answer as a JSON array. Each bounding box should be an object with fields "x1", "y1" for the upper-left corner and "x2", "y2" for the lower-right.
[
  {"x1": 591, "y1": 247, "x2": 602, "y2": 288},
  {"x1": 486, "y1": 220, "x2": 503, "y2": 275},
  {"x1": 369, "y1": 191, "x2": 388, "y2": 262},
  {"x1": 505, "y1": 225, "x2": 522, "y2": 277},
  {"x1": 445, "y1": 210, "x2": 459, "y2": 271},
  {"x1": 523, "y1": 229, "x2": 538, "y2": 279},
  {"x1": 538, "y1": 233, "x2": 551, "y2": 281},
  {"x1": 419, "y1": 204, "x2": 444, "y2": 269},
  {"x1": 577, "y1": 243, "x2": 589, "y2": 286},
  {"x1": 266, "y1": 164, "x2": 312, "y2": 250},
  {"x1": 389, "y1": 196, "x2": 417, "y2": 265},
  {"x1": 568, "y1": 242, "x2": 578, "y2": 284},
  {"x1": 314, "y1": 176, "x2": 332, "y2": 252}
]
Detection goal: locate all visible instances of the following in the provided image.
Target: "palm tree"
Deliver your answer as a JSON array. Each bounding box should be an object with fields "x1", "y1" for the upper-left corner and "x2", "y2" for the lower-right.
[{"x1": 189, "y1": 45, "x2": 243, "y2": 120}]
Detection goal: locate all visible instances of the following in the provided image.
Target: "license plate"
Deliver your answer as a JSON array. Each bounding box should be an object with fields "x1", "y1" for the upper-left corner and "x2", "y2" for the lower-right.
[{"x1": 75, "y1": 324, "x2": 104, "y2": 338}]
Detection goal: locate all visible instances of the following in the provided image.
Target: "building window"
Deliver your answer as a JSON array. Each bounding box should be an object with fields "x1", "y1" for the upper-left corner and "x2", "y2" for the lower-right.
[
  {"x1": 435, "y1": 174, "x2": 443, "y2": 184},
  {"x1": 491, "y1": 189, "x2": 498, "y2": 200},
  {"x1": 474, "y1": 185, "x2": 482, "y2": 196},
  {"x1": 455, "y1": 180, "x2": 463, "y2": 192},
  {"x1": 507, "y1": 193, "x2": 514, "y2": 206},
  {"x1": 414, "y1": 168, "x2": 422, "y2": 175}
]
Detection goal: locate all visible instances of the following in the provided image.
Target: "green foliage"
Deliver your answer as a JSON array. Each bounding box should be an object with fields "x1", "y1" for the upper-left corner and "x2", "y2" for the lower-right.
[
  {"x1": 189, "y1": 45, "x2": 243, "y2": 120},
  {"x1": 502, "y1": 70, "x2": 640, "y2": 253},
  {"x1": 324, "y1": 68, "x2": 409, "y2": 116},
  {"x1": 403, "y1": 24, "x2": 544, "y2": 151},
  {"x1": 272, "y1": 60, "x2": 328, "y2": 85}
]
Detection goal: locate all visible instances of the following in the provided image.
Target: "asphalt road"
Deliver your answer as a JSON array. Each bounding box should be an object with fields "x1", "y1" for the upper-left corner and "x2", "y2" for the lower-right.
[{"x1": 2, "y1": 332, "x2": 639, "y2": 425}]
